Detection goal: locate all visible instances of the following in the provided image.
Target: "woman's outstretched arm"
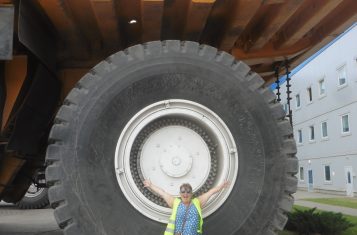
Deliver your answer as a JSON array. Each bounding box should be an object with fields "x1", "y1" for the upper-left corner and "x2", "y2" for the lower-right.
[
  {"x1": 197, "y1": 181, "x2": 230, "y2": 207},
  {"x1": 143, "y1": 179, "x2": 175, "y2": 208}
]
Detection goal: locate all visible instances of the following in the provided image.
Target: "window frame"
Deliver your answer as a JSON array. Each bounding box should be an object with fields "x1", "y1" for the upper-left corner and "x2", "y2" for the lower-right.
[
  {"x1": 324, "y1": 165, "x2": 332, "y2": 183},
  {"x1": 297, "y1": 129, "x2": 303, "y2": 145},
  {"x1": 337, "y1": 64, "x2": 347, "y2": 88},
  {"x1": 321, "y1": 121, "x2": 328, "y2": 139},
  {"x1": 295, "y1": 93, "x2": 301, "y2": 109},
  {"x1": 283, "y1": 103, "x2": 288, "y2": 114},
  {"x1": 309, "y1": 125, "x2": 315, "y2": 142},
  {"x1": 341, "y1": 114, "x2": 350, "y2": 135},
  {"x1": 318, "y1": 78, "x2": 326, "y2": 97},
  {"x1": 299, "y1": 166, "x2": 304, "y2": 181},
  {"x1": 307, "y1": 86, "x2": 313, "y2": 104}
]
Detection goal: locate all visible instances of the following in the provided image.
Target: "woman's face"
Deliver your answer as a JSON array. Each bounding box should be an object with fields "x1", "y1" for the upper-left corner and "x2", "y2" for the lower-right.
[{"x1": 180, "y1": 187, "x2": 192, "y2": 204}]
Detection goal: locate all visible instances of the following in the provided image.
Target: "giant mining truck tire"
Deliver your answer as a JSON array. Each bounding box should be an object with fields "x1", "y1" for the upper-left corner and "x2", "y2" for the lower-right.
[{"x1": 46, "y1": 41, "x2": 298, "y2": 235}]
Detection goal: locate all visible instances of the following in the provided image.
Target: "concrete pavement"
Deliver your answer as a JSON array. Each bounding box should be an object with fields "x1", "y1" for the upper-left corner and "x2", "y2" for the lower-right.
[
  {"x1": 293, "y1": 190, "x2": 357, "y2": 216},
  {"x1": 0, "y1": 203, "x2": 62, "y2": 235},
  {"x1": 293, "y1": 190, "x2": 347, "y2": 200},
  {"x1": 1, "y1": 190, "x2": 357, "y2": 235}
]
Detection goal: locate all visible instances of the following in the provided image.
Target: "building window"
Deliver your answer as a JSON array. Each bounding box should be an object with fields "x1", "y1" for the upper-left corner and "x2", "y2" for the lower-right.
[
  {"x1": 299, "y1": 167, "x2": 304, "y2": 181},
  {"x1": 283, "y1": 103, "x2": 288, "y2": 114},
  {"x1": 337, "y1": 65, "x2": 347, "y2": 86},
  {"x1": 324, "y1": 165, "x2": 331, "y2": 181},
  {"x1": 307, "y1": 87, "x2": 312, "y2": 102},
  {"x1": 341, "y1": 114, "x2": 350, "y2": 133},
  {"x1": 295, "y1": 94, "x2": 301, "y2": 108},
  {"x1": 309, "y1": 126, "x2": 315, "y2": 141},
  {"x1": 321, "y1": 121, "x2": 328, "y2": 138},
  {"x1": 319, "y1": 79, "x2": 326, "y2": 96},
  {"x1": 297, "y1": 129, "x2": 302, "y2": 143}
]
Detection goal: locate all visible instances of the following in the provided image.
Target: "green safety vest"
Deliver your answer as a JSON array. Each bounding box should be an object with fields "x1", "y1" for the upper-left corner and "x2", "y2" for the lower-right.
[{"x1": 164, "y1": 198, "x2": 203, "y2": 235}]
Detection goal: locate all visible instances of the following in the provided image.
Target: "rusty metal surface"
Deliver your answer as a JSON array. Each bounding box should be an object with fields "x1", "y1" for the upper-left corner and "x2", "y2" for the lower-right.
[
  {"x1": 32, "y1": 0, "x2": 357, "y2": 82},
  {"x1": 0, "y1": 5, "x2": 14, "y2": 60},
  {"x1": 3, "y1": 0, "x2": 357, "y2": 81},
  {"x1": 0, "y1": 62, "x2": 5, "y2": 131}
]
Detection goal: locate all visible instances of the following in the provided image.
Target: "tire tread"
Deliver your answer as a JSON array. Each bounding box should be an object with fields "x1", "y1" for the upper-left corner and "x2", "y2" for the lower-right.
[{"x1": 46, "y1": 40, "x2": 297, "y2": 235}]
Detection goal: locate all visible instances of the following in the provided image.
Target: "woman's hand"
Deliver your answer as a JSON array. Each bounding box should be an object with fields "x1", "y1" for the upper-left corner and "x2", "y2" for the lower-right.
[
  {"x1": 142, "y1": 179, "x2": 175, "y2": 208},
  {"x1": 220, "y1": 180, "x2": 230, "y2": 190},
  {"x1": 143, "y1": 179, "x2": 152, "y2": 188},
  {"x1": 198, "y1": 180, "x2": 231, "y2": 208}
]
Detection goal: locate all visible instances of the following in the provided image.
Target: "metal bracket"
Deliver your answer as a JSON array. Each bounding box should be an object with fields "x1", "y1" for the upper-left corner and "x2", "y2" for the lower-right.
[
  {"x1": 18, "y1": 0, "x2": 56, "y2": 72},
  {"x1": 0, "y1": 5, "x2": 14, "y2": 60},
  {"x1": 164, "y1": 100, "x2": 170, "y2": 108}
]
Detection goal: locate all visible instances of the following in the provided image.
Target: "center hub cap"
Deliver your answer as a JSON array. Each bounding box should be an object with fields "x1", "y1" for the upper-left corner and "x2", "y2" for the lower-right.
[
  {"x1": 148, "y1": 128, "x2": 201, "y2": 178},
  {"x1": 172, "y1": 157, "x2": 181, "y2": 166},
  {"x1": 141, "y1": 126, "x2": 210, "y2": 185},
  {"x1": 160, "y1": 146, "x2": 192, "y2": 177}
]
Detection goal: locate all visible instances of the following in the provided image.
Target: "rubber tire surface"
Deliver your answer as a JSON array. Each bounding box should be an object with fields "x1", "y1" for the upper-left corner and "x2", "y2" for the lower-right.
[
  {"x1": 46, "y1": 41, "x2": 298, "y2": 235},
  {"x1": 16, "y1": 187, "x2": 49, "y2": 209}
]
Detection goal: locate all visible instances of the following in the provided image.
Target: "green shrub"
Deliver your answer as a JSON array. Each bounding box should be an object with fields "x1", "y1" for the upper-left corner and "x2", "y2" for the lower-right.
[
  {"x1": 285, "y1": 208, "x2": 319, "y2": 234},
  {"x1": 285, "y1": 207, "x2": 354, "y2": 235},
  {"x1": 317, "y1": 211, "x2": 354, "y2": 235}
]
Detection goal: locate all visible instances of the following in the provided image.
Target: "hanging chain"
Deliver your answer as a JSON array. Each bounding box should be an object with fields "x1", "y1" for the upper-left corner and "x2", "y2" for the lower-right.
[
  {"x1": 275, "y1": 66, "x2": 281, "y2": 102},
  {"x1": 285, "y1": 60, "x2": 293, "y2": 126}
]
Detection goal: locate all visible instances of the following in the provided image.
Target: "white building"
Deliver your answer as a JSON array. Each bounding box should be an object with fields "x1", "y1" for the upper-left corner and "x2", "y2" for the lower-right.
[{"x1": 278, "y1": 23, "x2": 357, "y2": 197}]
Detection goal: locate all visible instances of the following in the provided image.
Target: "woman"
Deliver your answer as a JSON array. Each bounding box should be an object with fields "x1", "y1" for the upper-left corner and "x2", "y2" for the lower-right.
[{"x1": 143, "y1": 180, "x2": 229, "y2": 235}]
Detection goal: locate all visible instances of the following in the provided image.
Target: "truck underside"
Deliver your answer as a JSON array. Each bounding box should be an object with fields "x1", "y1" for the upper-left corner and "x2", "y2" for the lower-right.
[{"x1": 0, "y1": 0, "x2": 357, "y2": 234}]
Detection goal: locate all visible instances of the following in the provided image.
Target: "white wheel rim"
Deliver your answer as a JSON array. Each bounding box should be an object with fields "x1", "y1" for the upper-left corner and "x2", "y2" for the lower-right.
[
  {"x1": 25, "y1": 183, "x2": 45, "y2": 198},
  {"x1": 115, "y1": 99, "x2": 238, "y2": 223}
]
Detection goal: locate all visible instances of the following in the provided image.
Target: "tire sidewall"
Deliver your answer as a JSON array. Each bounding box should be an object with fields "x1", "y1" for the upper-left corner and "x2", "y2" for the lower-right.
[
  {"x1": 17, "y1": 188, "x2": 49, "y2": 209},
  {"x1": 58, "y1": 50, "x2": 286, "y2": 234}
]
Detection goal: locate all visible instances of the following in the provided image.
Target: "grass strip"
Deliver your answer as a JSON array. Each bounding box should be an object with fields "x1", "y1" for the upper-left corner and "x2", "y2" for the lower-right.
[{"x1": 303, "y1": 197, "x2": 357, "y2": 209}]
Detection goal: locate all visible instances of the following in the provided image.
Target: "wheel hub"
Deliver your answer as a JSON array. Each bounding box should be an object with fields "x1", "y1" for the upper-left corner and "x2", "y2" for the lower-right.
[
  {"x1": 160, "y1": 150, "x2": 192, "y2": 178},
  {"x1": 131, "y1": 119, "x2": 214, "y2": 207},
  {"x1": 115, "y1": 99, "x2": 238, "y2": 223}
]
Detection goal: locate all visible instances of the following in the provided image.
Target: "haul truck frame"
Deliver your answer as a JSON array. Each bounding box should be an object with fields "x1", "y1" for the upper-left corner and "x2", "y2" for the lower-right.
[{"x1": 1, "y1": 0, "x2": 357, "y2": 234}]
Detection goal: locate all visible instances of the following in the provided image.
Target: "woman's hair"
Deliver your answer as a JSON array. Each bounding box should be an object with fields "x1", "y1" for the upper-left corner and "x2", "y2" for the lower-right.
[{"x1": 180, "y1": 183, "x2": 192, "y2": 192}]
